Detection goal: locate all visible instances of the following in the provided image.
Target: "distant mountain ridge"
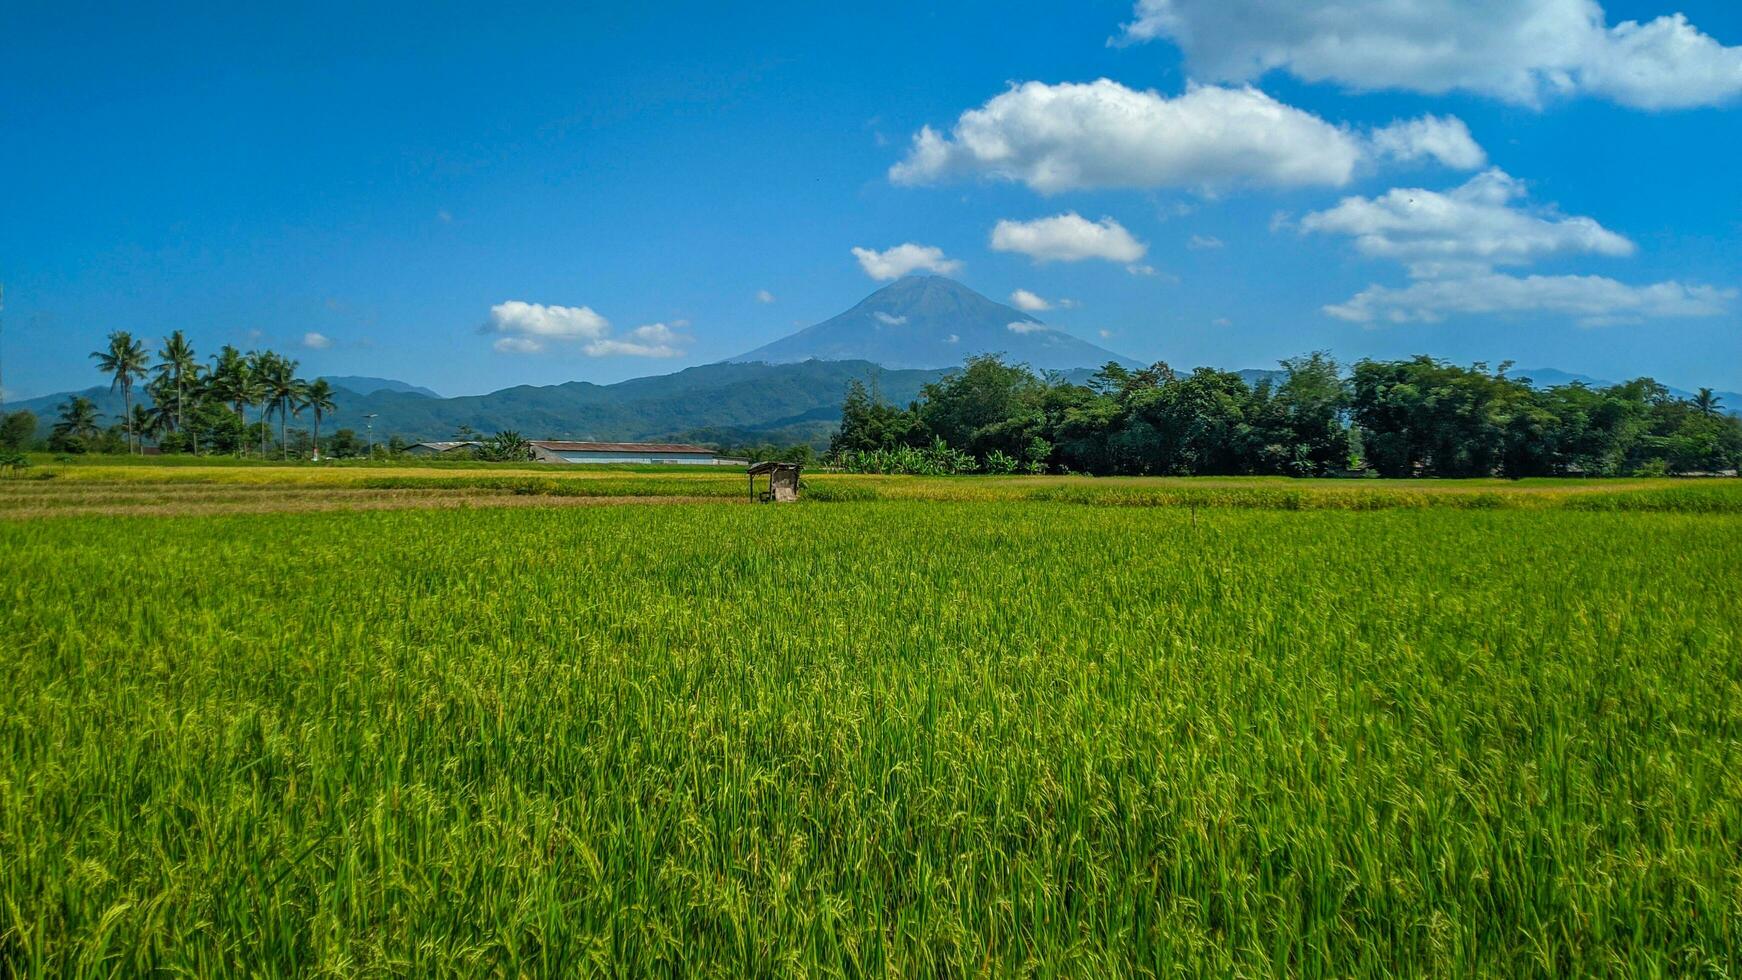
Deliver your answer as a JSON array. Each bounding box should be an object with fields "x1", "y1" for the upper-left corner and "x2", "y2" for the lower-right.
[
  {"x1": 1515, "y1": 368, "x2": 1739, "y2": 410},
  {"x1": 731, "y1": 275, "x2": 1138, "y2": 371},
  {"x1": 9, "y1": 281, "x2": 1737, "y2": 449},
  {"x1": 320, "y1": 376, "x2": 441, "y2": 399}
]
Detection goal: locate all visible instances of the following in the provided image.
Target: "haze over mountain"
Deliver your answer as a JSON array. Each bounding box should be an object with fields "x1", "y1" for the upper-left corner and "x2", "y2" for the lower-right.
[
  {"x1": 731, "y1": 276, "x2": 1138, "y2": 371},
  {"x1": 10, "y1": 276, "x2": 1737, "y2": 450},
  {"x1": 319, "y1": 376, "x2": 442, "y2": 399}
]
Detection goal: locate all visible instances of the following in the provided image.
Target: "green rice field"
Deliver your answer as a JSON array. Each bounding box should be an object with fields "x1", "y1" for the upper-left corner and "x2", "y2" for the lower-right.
[{"x1": 2, "y1": 470, "x2": 1740, "y2": 975}]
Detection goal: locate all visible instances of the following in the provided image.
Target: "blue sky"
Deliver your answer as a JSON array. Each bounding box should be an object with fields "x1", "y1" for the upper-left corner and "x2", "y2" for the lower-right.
[{"x1": 2, "y1": 0, "x2": 1739, "y2": 400}]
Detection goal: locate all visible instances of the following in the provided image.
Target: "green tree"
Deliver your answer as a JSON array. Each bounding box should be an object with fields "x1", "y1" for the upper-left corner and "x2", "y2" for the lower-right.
[
  {"x1": 478, "y1": 429, "x2": 532, "y2": 462},
  {"x1": 50, "y1": 396, "x2": 102, "y2": 453},
  {"x1": 916, "y1": 355, "x2": 1050, "y2": 465},
  {"x1": 130, "y1": 403, "x2": 158, "y2": 449},
  {"x1": 90, "y1": 331, "x2": 149, "y2": 453},
  {"x1": 246, "y1": 350, "x2": 299, "y2": 457},
  {"x1": 832, "y1": 379, "x2": 925, "y2": 454},
  {"x1": 0, "y1": 410, "x2": 37, "y2": 451},
  {"x1": 153, "y1": 330, "x2": 201, "y2": 441},
  {"x1": 1270, "y1": 352, "x2": 1349, "y2": 475},
  {"x1": 328, "y1": 428, "x2": 363, "y2": 458},
  {"x1": 299, "y1": 378, "x2": 337, "y2": 459},
  {"x1": 206, "y1": 346, "x2": 257, "y2": 456}
]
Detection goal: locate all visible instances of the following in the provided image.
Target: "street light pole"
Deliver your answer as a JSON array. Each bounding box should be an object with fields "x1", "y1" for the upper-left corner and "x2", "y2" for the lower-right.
[{"x1": 364, "y1": 413, "x2": 379, "y2": 457}]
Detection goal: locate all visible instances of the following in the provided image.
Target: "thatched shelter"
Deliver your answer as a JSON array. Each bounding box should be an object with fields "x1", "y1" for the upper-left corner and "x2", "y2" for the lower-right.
[{"x1": 747, "y1": 461, "x2": 801, "y2": 503}]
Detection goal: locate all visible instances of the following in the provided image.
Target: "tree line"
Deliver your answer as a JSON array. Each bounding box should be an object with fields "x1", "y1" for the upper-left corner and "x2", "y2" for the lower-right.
[
  {"x1": 0, "y1": 331, "x2": 360, "y2": 459},
  {"x1": 830, "y1": 353, "x2": 1742, "y2": 478}
]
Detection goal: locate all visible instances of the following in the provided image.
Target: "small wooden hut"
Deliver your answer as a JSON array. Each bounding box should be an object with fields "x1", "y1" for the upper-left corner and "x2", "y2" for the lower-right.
[{"x1": 747, "y1": 461, "x2": 801, "y2": 503}]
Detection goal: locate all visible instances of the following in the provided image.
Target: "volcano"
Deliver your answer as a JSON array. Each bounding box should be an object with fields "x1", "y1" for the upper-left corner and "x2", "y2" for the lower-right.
[{"x1": 728, "y1": 276, "x2": 1138, "y2": 371}]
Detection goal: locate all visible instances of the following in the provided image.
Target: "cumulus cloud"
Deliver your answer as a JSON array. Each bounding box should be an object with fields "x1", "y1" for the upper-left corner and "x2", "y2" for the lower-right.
[
  {"x1": 1010, "y1": 289, "x2": 1052, "y2": 311},
  {"x1": 301, "y1": 331, "x2": 332, "y2": 350},
  {"x1": 487, "y1": 301, "x2": 686, "y2": 357},
  {"x1": 892, "y1": 80, "x2": 1373, "y2": 193},
  {"x1": 1302, "y1": 169, "x2": 1731, "y2": 325},
  {"x1": 991, "y1": 213, "x2": 1148, "y2": 264},
  {"x1": 1007, "y1": 321, "x2": 1047, "y2": 334},
  {"x1": 1187, "y1": 235, "x2": 1224, "y2": 250},
  {"x1": 756, "y1": 289, "x2": 776, "y2": 304},
  {"x1": 1366, "y1": 115, "x2": 1488, "y2": 169},
  {"x1": 851, "y1": 243, "x2": 963, "y2": 280},
  {"x1": 488, "y1": 301, "x2": 610, "y2": 344},
  {"x1": 584, "y1": 322, "x2": 686, "y2": 358},
  {"x1": 1301, "y1": 169, "x2": 1635, "y2": 277},
  {"x1": 1117, "y1": 0, "x2": 1742, "y2": 109},
  {"x1": 891, "y1": 79, "x2": 1488, "y2": 194},
  {"x1": 1325, "y1": 274, "x2": 1735, "y2": 326}
]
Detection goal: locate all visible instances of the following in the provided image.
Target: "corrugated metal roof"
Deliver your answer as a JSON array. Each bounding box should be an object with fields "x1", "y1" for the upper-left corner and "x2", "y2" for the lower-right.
[{"x1": 529, "y1": 440, "x2": 718, "y2": 454}]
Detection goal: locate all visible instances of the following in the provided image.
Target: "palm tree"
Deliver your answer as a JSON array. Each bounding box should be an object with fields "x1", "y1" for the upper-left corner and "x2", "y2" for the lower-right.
[
  {"x1": 299, "y1": 378, "x2": 337, "y2": 460},
  {"x1": 251, "y1": 352, "x2": 301, "y2": 458},
  {"x1": 52, "y1": 396, "x2": 103, "y2": 444},
  {"x1": 242, "y1": 371, "x2": 268, "y2": 457},
  {"x1": 1695, "y1": 388, "x2": 1722, "y2": 417},
  {"x1": 130, "y1": 403, "x2": 158, "y2": 449},
  {"x1": 90, "y1": 331, "x2": 149, "y2": 453},
  {"x1": 481, "y1": 430, "x2": 531, "y2": 462},
  {"x1": 153, "y1": 331, "x2": 201, "y2": 440},
  {"x1": 143, "y1": 376, "x2": 177, "y2": 443},
  {"x1": 207, "y1": 345, "x2": 252, "y2": 455}
]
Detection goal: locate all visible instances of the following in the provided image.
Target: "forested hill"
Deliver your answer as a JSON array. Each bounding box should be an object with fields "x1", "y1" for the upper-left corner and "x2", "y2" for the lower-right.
[
  {"x1": 317, "y1": 360, "x2": 954, "y2": 445},
  {"x1": 10, "y1": 358, "x2": 1735, "y2": 451},
  {"x1": 6, "y1": 360, "x2": 1106, "y2": 447}
]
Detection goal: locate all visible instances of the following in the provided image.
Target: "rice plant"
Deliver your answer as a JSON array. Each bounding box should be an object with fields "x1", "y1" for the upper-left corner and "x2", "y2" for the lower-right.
[{"x1": 1, "y1": 496, "x2": 1739, "y2": 975}]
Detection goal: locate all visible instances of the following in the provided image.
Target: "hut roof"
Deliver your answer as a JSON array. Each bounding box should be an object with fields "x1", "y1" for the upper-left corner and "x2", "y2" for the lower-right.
[{"x1": 746, "y1": 460, "x2": 801, "y2": 476}]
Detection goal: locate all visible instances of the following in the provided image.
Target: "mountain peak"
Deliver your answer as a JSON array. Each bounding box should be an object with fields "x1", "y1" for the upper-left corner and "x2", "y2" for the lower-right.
[{"x1": 729, "y1": 276, "x2": 1133, "y2": 371}]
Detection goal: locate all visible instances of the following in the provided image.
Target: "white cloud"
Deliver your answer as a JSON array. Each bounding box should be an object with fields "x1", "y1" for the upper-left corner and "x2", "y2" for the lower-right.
[
  {"x1": 1098, "y1": 329, "x2": 1114, "y2": 339},
  {"x1": 1301, "y1": 169, "x2": 1635, "y2": 277},
  {"x1": 1325, "y1": 274, "x2": 1734, "y2": 326},
  {"x1": 756, "y1": 289, "x2": 776, "y2": 304},
  {"x1": 873, "y1": 312, "x2": 909, "y2": 325},
  {"x1": 1213, "y1": 317, "x2": 1233, "y2": 327},
  {"x1": 944, "y1": 333, "x2": 960, "y2": 344},
  {"x1": 488, "y1": 301, "x2": 686, "y2": 357},
  {"x1": 1366, "y1": 116, "x2": 1487, "y2": 170},
  {"x1": 851, "y1": 243, "x2": 962, "y2": 280},
  {"x1": 1302, "y1": 167, "x2": 1730, "y2": 326},
  {"x1": 1010, "y1": 288, "x2": 1052, "y2": 311},
  {"x1": 1118, "y1": 0, "x2": 1742, "y2": 109},
  {"x1": 1126, "y1": 263, "x2": 1160, "y2": 277},
  {"x1": 892, "y1": 79, "x2": 1485, "y2": 194},
  {"x1": 893, "y1": 80, "x2": 1369, "y2": 193},
  {"x1": 488, "y1": 301, "x2": 610, "y2": 341},
  {"x1": 991, "y1": 213, "x2": 1147, "y2": 264},
  {"x1": 301, "y1": 331, "x2": 332, "y2": 350},
  {"x1": 1187, "y1": 234, "x2": 1224, "y2": 250},
  {"x1": 1059, "y1": 298, "x2": 1080, "y2": 309},
  {"x1": 583, "y1": 322, "x2": 687, "y2": 358},
  {"x1": 1007, "y1": 321, "x2": 1047, "y2": 334},
  {"x1": 437, "y1": 209, "x2": 454, "y2": 224}
]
